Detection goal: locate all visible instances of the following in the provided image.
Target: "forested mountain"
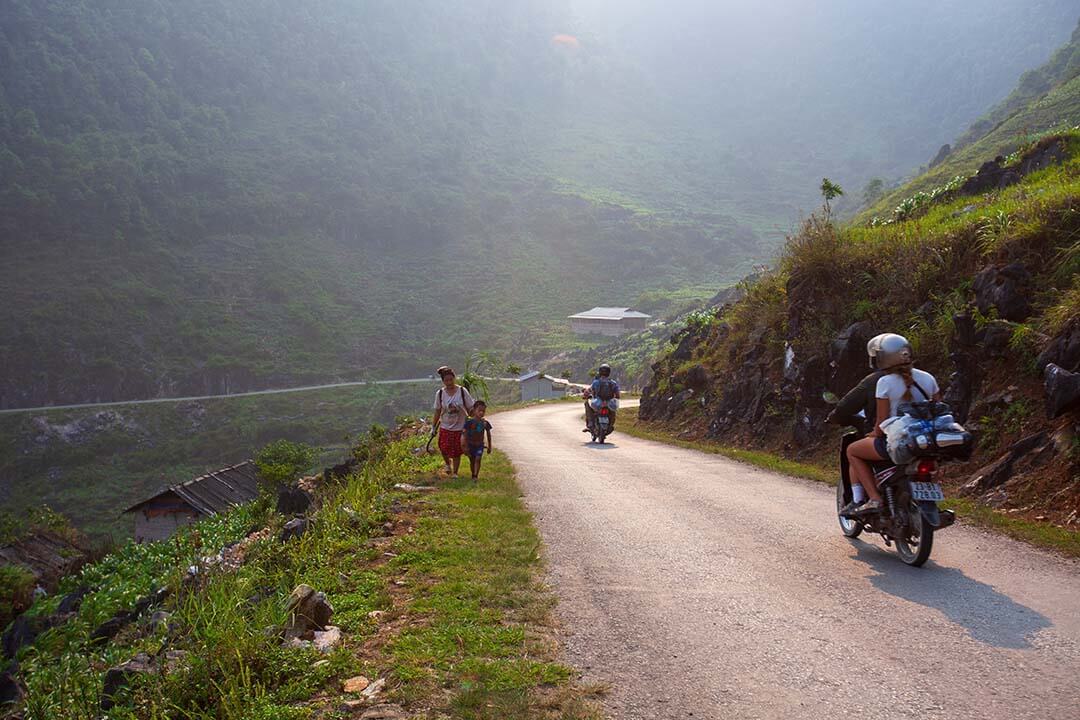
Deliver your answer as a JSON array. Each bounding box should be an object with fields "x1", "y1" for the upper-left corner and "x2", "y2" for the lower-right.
[{"x1": 1, "y1": 0, "x2": 1076, "y2": 407}]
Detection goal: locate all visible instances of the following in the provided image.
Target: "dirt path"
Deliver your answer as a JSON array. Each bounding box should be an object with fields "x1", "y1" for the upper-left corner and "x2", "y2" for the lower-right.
[{"x1": 497, "y1": 401, "x2": 1080, "y2": 720}]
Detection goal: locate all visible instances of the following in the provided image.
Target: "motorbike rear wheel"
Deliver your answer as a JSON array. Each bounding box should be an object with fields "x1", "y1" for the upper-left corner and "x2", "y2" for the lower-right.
[
  {"x1": 836, "y1": 479, "x2": 863, "y2": 538},
  {"x1": 895, "y1": 500, "x2": 934, "y2": 567}
]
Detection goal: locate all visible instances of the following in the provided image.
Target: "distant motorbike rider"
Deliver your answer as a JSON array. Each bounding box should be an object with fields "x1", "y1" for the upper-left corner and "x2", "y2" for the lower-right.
[
  {"x1": 583, "y1": 363, "x2": 620, "y2": 433},
  {"x1": 842, "y1": 334, "x2": 941, "y2": 516}
]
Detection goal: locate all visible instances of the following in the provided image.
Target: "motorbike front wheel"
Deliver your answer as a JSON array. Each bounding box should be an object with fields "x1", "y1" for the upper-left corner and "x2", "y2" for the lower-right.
[
  {"x1": 836, "y1": 479, "x2": 863, "y2": 538},
  {"x1": 895, "y1": 500, "x2": 934, "y2": 567}
]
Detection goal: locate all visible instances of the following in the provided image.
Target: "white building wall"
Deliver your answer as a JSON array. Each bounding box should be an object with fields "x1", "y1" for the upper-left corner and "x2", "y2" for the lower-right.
[{"x1": 134, "y1": 510, "x2": 201, "y2": 543}]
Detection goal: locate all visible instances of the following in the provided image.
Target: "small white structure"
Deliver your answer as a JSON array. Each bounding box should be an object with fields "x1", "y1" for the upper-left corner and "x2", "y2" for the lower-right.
[
  {"x1": 568, "y1": 307, "x2": 651, "y2": 336},
  {"x1": 518, "y1": 371, "x2": 573, "y2": 402}
]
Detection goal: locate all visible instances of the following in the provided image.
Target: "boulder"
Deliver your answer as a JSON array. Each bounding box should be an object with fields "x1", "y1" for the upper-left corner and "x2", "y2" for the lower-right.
[
  {"x1": 91, "y1": 610, "x2": 134, "y2": 644},
  {"x1": 1036, "y1": 320, "x2": 1080, "y2": 373},
  {"x1": 828, "y1": 321, "x2": 878, "y2": 395},
  {"x1": 2, "y1": 615, "x2": 53, "y2": 660},
  {"x1": 0, "y1": 667, "x2": 21, "y2": 704},
  {"x1": 276, "y1": 485, "x2": 312, "y2": 515},
  {"x1": 959, "y1": 156, "x2": 1020, "y2": 195},
  {"x1": 100, "y1": 653, "x2": 154, "y2": 711},
  {"x1": 976, "y1": 320, "x2": 1014, "y2": 358},
  {"x1": 56, "y1": 586, "x2": 90, "y2": 615},
  {"x1": 343, "y1": 675, "x2": 371, "y2": 693},
  {"x1": 682, "y1": 364, "x2": 711, "y2": 392},
  {"x1": 283, "y1": 585, "x2": 333, "y2": 639},
  {"x1": 323, "y1": 459, "x2": 358, "y2": 482},
  {"x1": 280, "y1": 518, "x2": 310, "y2": 543},
  {"x1": 312, "y1": 626, "x2": 343, "y2": 653},
  {"x1": 1044, "y1": 363, "x2": 1080, "y2": 418},
  {"x1": 973, "y1": 263, "x2": 1032, "y2": 322},
  {"x1": 963, "y1": 432, "x2": 1049, "y2": 494}
]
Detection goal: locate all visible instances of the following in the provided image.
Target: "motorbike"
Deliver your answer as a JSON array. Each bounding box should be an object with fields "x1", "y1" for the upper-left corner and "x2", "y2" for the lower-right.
[
  {"x1": 587, "y1": 397, "x2": 618, "y2": 443},
  {"x1": 837, "y1": 432, "x2": 956, "y2": 566}
]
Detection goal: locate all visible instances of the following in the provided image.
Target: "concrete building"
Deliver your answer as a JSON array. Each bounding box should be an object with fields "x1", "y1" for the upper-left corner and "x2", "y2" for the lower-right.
[
  {"x1": 518, "y1": 371, "x2": 575, "y2": 402},
  {"x1": 123, "y1": 461, "x2": 261, "y2": 543},
  {"x1": 568, "y1": 307, "x2": 651, "y2": 336}
]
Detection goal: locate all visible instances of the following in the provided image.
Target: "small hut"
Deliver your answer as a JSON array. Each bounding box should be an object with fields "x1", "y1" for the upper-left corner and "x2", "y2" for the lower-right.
[{"x1": 123, "y1": 461, "x2": 261, "y2": 543}]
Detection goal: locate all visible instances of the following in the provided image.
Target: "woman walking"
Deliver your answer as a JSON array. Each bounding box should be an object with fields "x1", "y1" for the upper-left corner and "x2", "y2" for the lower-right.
[{"x1": 431, "y1": 366, "x2": 475, "y2": 476}]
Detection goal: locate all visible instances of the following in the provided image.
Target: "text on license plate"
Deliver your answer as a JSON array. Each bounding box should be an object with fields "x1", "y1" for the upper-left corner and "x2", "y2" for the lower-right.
[
  {"x1": 911, "y1": 481, "x2": 944, "y2": 502},
  {"x1": 599, "y1": 417, "x2": 609, "y2": 425}
]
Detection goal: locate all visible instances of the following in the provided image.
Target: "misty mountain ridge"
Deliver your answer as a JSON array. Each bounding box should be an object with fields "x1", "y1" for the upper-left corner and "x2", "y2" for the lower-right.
[{"x1": 1, "y1": 0, "x2": 1077, "y2": 408}]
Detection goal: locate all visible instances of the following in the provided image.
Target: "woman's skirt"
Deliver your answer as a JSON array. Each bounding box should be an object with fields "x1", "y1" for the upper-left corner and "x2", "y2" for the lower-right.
[{"x1": 438, "y1": 428, "x2": 464, "y2": 458}]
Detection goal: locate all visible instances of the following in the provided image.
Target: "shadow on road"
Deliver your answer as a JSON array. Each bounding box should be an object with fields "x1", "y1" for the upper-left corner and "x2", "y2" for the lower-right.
[
  {"x1": 852, "y1": 543, "x2": 1051, "y2": 649},
  {"x1": 582, "y1": 442, "x2": 618, "y2": 450}
]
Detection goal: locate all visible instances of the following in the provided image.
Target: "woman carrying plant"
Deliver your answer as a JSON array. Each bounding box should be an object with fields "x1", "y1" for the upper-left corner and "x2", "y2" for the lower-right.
[{"x1": 431, "y1": 366, "x2": 475, "y2": 476}]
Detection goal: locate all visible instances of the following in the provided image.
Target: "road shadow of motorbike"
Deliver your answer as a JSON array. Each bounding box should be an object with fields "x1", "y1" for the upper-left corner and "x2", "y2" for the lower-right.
[
  {"x1": 850, "y1": 543, "x2": 1052, "y2": 649},
  {"x1": 583, "y1": 442, "x2": 618, "y2": 450}
]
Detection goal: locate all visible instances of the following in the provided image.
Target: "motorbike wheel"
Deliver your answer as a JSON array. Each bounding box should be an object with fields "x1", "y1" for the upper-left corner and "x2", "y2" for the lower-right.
[
  {"x1": 895, "y1": 500, "x2": 934, "y2": 567},
  {"x1": 836, "y1": 479, "x2": 863, "y2": 538}
]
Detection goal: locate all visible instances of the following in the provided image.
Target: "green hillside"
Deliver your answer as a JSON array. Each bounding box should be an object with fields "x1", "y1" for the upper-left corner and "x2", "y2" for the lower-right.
[
  {"x1": 861, "y1": 18, "x2": 1080, "y2": 222},
  {"x1": 2, "y1": 0, "x2": 1076, "y2": 408},
  {"x1": 641, "y1": 129, "x2": 1080, "y2": 528}
]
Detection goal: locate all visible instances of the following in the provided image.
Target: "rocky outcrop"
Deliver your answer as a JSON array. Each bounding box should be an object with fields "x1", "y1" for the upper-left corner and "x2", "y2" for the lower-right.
[
  {"x1": 282, "y1": 584, "x2": 333, "y2": 641},
  {"x1": 280, "y1": 517, "x2": 310, "y2": 542},
  {"x1": 100, "y1": 653, "x2": 154, "y2": 711},
  {"x1": 276, "y1": 485, "x2": 312, "y2": 515},
  {"x1": 973, "y1": 263, "x2": 1032, "y2": 322},
  {"x1": 962, "y1": 432, "x2": 1053, "y2": 496},
  {"x1": 1044, "y1": 363, "x2": 1080, "y2": 418},
  {"x1": 959, "y1": 156, "x2": 1021, "y2": 195},
  {"x1": 1037, "y1": 320, "x2": 1080, "y2": 373}
]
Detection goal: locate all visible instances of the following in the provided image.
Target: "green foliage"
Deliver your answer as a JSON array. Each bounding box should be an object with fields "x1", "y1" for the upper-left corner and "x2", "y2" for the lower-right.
[
  {"x1": 0, "y1": 564, "x2": 35, "y2": 629},
  {"x1": 820, "y1": 178, "x2": 844, "y2": 214},
  {"x1": 254, "y1": 440, "x2": 318, "y2": 487},
  {"x1": 0, "y1": 505, "x2": 76, "y2": 546}
]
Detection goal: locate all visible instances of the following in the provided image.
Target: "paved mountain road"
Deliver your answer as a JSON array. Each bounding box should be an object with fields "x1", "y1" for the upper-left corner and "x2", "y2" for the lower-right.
[{"x1": 497, "y1": 402, "x2": 1080, "y2": 720}]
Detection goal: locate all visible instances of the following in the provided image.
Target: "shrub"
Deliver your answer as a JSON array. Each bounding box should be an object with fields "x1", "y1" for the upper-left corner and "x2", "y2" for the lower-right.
[
  {"x1": 255, "y1": 440, "x2": 318, "y2": 487},
  {"x1": 0, "y1": 564, "x2": 35, "y2": 628}
]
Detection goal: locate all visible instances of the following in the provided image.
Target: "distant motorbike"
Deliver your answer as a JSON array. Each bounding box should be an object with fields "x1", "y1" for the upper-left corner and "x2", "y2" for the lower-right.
[
  {"x1": 837, "y1": 433, "x2": 956, "y2": 566},
  {"x1": 588, "y1": 397, "x2": 618, "y2": 444}
]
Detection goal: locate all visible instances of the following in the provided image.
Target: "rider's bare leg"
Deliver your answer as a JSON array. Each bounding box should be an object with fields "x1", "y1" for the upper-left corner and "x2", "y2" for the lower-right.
[{"x1": 847, "y1": 437, "x2": 884, "y2": 502}]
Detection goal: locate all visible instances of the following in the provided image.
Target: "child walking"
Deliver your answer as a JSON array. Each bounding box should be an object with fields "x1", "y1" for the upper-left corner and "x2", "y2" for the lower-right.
[{"x1": 462, "y1": 401, "x2": 493, "y2": 480}]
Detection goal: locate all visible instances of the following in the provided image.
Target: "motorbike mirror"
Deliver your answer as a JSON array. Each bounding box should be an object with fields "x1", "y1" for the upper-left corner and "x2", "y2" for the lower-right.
[{"x1": 822, "y1": 391, "x2": 840, "y2": 405}]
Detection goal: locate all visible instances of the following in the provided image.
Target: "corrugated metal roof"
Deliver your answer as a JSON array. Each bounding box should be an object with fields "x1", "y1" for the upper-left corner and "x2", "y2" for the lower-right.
[
  {"x1": 123, "y1": 461, "x2": 261, "y2": 516},
  {"x1": 517, "y1": 370, "x2": 542, "y2": 381},
  {"x1": 567, "y1": 307, "x2": 651, "y2": 320}
]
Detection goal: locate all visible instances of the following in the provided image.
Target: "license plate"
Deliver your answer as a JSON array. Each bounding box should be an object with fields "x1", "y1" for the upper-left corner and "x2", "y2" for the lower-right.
[
  {"x1": 599, "y1": 417, "x2": 609, "y2": 425},
  {"x1": 911, "y1": 481, "x2": 944, "y2": 502}
]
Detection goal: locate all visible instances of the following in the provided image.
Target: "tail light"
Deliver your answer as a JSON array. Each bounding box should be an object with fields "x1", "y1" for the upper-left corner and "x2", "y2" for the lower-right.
[
  {"x1": 601, "y1": 407, "x2": 609, "y2": 415},
  {"x1": 916, "y1": 459, "x2": 937, "y2": 480}
]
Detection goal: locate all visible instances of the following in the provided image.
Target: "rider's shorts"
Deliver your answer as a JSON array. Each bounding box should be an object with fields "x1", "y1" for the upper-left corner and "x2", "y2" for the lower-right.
[{"x1": 873, "y1": 436, "x2": 888, "y2": 459}]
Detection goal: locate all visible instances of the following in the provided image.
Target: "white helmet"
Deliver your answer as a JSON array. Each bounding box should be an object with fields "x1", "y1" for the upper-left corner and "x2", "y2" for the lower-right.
[{"x1": 867, "y1": 333, "x2": 913, "y2": 370}]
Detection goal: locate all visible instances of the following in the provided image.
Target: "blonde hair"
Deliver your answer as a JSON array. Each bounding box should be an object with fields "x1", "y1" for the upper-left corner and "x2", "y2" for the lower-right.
[{"x1": 892, "y1": 363, "x2": 915, "y2": 401}]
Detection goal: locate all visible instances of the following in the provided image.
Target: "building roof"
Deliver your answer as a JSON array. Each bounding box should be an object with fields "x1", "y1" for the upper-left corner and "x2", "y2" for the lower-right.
[
  {"x1": 567, "y1": 307, "x2": 651, "y2": 320},
  {"x1": 517, "y1": 370, "x2": 543, "y2": 382},
  {"x1": 123, "y1": 461, "x2": 262, "y2": 516}
]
